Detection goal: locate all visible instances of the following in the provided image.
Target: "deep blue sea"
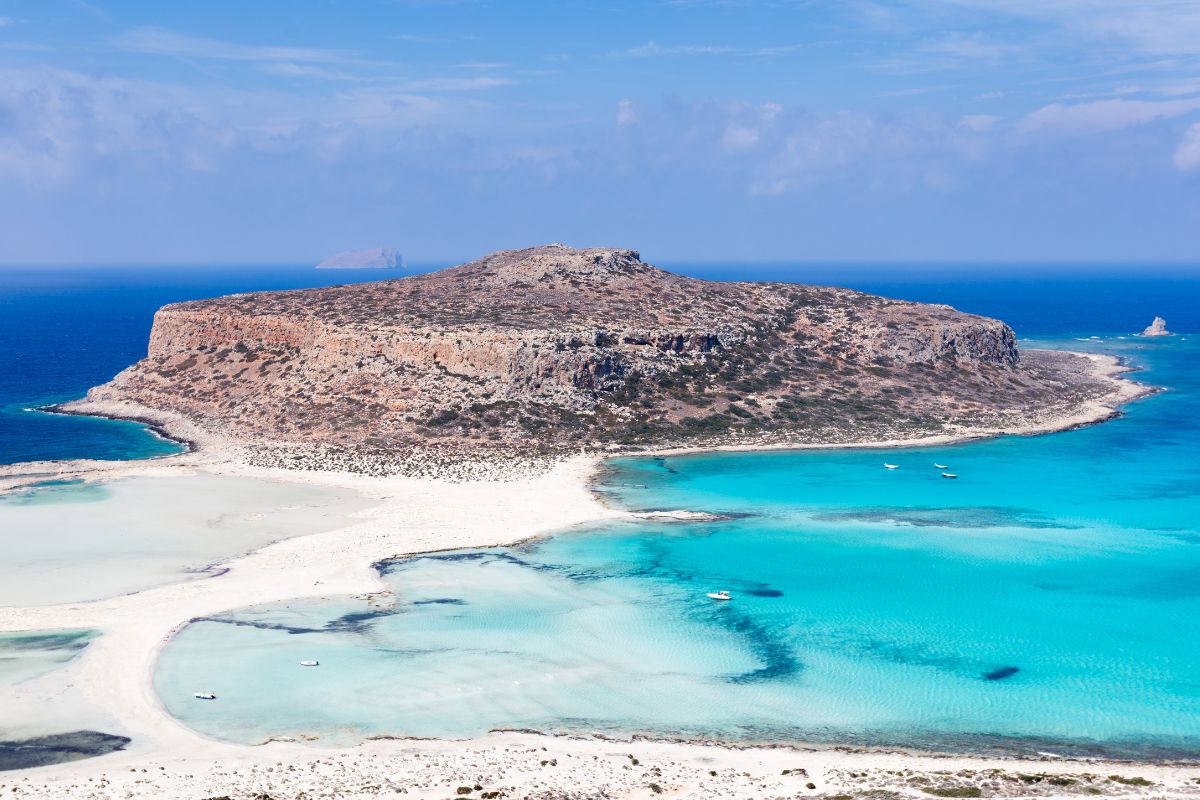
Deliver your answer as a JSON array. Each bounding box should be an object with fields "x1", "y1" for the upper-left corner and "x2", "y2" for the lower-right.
[{"x1": 5, "y1": 262, "x2": 1200, "y2": 757}]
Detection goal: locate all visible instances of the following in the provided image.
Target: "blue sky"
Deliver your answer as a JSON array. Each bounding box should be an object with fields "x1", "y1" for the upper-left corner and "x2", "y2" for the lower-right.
[{"x1": 1, "y1": 1, "x2": 1199, "y2": 265}]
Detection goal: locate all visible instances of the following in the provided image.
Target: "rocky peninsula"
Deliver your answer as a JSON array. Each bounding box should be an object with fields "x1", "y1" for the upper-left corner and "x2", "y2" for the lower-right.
[{"x1": 67, "y1": 244, "x2": 1135, "y2": 473}]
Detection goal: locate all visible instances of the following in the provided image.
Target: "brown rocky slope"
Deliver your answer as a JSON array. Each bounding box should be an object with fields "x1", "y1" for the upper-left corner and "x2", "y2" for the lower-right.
[{"x1": 79, "y1": 245, "x2": 1122, "y2": 466}]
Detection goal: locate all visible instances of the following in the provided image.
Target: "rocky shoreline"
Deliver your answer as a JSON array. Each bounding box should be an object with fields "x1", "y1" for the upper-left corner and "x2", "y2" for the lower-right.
[{"x1": 4, "y1": 344, "x2": 1146, "y2": 490}]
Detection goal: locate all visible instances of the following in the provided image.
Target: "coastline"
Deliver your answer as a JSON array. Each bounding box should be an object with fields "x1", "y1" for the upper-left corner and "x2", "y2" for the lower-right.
[
  {"x1": 36, "y1": 402, "x2": 200, "y2": 456},
  {"x1": 611, "y1": 349, "x2": 1153, "y2": 460},
  {"x1": 2, "y1": 346, "x2": 1192, "y2": 797}
]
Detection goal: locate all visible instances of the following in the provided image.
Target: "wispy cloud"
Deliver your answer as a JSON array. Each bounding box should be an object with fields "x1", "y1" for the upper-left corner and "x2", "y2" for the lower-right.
[
  {"x1": 614, "y1": 40, "x2": 801, "y2": 58},
  {"x1": 621, "y1": 40, "x2": 738, "y2": 57},
  {"x1": 259, "y1": 62, "x2": 357, "y2": 80},
  {"x1": 116, "y1": 26, "x2": 353, "y2": 65},
  {"x1": 398, "y1": 75, "x2": 512, "y2": 91},
  {"x1": 1174, "y1": 122, "x2": 1200, "y2": 170},
  {"x1": 933, "y1": 0, "x2": 1200, "y2": 56},
  {"x1": 109, "y1": 26, "x2": 516, "y2": 92},
  {"x1": 1018, "y1": 97, "x2": 1200, "y2": 136},
  {"x1": 0, "y1": 17, "x2": 14, "y2": 27},
  {"x1": 919, "y1": 31, "x2": 1027, "y2": 63}
]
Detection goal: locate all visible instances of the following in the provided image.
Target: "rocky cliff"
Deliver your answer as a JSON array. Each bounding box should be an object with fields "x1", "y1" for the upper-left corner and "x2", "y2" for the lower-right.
[{"x1": 82, "y1": 245, "x2": 1117, "y2": 458}]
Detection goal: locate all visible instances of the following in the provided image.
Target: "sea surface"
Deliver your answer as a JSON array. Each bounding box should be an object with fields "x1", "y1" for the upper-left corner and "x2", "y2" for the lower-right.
[{"x1": 3, "y1": 263, "x2": 1200, "y2": 759}]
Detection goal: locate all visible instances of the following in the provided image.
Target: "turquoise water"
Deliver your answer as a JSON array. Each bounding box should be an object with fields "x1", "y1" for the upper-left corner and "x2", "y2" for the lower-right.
[{"x1": 155, "y1": 335, "x2": 1200, "y2": 758}]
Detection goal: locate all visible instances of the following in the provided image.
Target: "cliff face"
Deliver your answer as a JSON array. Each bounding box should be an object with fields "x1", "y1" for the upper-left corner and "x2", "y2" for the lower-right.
[{"x1": 86, "y1": 245, "x2": 1097, "y2": 453}]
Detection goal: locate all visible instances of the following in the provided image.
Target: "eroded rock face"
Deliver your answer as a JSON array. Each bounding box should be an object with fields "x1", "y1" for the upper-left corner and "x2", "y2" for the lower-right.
[
  {"x1": 1139, "y1": 316, "x2": 1172, "y2": 337},
  {"x1": 86, "y1": 244, "x2": 1100, "y2": 453}
]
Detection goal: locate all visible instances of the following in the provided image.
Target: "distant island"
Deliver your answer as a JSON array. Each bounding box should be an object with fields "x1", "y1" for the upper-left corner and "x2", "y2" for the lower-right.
[
  {"x1": 315, "y1": 246, "x2": 402, "y2": 269},
  {"x1": 70, "y1": 244, "x2": 1143, "y2": 473}
]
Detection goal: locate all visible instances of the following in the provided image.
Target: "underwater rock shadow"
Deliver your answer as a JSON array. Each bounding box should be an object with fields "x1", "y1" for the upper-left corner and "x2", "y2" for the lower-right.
[
  {"x1": 812, "y1": 505, "x2": 1081, "y2": 530},
  {"x1": 0, "y1": 731, "x2": 130, "y2": 772}
]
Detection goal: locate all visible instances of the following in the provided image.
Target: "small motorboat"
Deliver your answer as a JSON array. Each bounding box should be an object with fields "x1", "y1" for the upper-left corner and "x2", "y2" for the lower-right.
[
  {"x1": 193, "y1": 692, "x2": 217, "y2": 700},
  {"x1": 707, "y1": 591, "x2": 732, "y2": 601},
  {"x1": 299, "y1": 660, "x2": 319, "y2": 667},
  {"x1": 941, "y1": 472, "x2": 958, "y2": 479},
  {"x1": 883, "y1": 463, "x2": 900, "y2": 470},
  {"x1": 933, "y1": 463, "x2": 948, "y2": 469}
]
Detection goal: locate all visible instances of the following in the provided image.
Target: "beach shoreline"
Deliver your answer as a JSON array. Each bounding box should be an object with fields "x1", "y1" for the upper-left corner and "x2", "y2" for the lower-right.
[{"x1": 2, "y1": 346, "x2": 1190, "y2": 797}]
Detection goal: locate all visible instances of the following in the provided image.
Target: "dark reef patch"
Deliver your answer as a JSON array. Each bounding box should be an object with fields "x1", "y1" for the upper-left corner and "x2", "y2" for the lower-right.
[
  {"x1": 197, "y1": 605, "x2": 400, "y2": 637},
  {"x1": 713, "y1": 608, "x2": 801, "y2": 684},
  {"x1": 0, "y1": 731, "x2": 130, "y2": 771},
  {"x1": 983, "y1": 665, "x2": 1020, "y2": 681},
  {"x1": 813, "y1": 505, "x2": 1079, "y2": 530},
  {"x1": 0, "y1": 630, "x2": 93, "y2": 654}
]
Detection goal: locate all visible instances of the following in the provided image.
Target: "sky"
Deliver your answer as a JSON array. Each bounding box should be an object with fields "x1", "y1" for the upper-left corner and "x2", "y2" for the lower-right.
[{"x1": 1, "y1": 0, "x2": 1199, "y2": 265}]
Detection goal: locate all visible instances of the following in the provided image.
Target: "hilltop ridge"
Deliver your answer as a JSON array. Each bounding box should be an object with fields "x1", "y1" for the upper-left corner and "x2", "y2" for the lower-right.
[{"x1": 75, "y1": 245, "x2": 1128, "y2": 470}]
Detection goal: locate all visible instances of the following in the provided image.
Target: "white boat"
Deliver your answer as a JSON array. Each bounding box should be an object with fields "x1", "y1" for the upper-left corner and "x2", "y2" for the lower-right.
[
  {"x1": 883, "y1": 463, "x2": 899, "y2": 470},
  {"x1": 941, "y1": 472, "x2": 958, "y2": 479},
  {"x1": 193, "y1": 692, "x2": 217, "y2": 700},
  {"x1": 707, "y1": 591, "x2": 731, "y2": 601},
  {"x1": 933, "y1": 463, "x2": 948, "y2": 469},
  {"x1": 299, "y1": 660, "x2": 319, "y2": 667}
]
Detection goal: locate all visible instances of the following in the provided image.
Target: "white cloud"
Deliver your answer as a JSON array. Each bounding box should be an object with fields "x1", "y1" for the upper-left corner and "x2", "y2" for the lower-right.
[
  {"x1": 0, "y1": 67, "x2": 470, "y2": 185},
  {"x1": 621, "y1": 41, "x2": 737, "y2": 57},
  {"x1": 920, "y1": 31, "x2": 1025, "y2": 62},
  {"x1": 958, "y1": 114, "x2": 1000, "y2": 131},
  {"x1": 1018, "y1": 97, "x2": 1200, "y2": 135},
  {"x1": 721, "y1": 124, "x2": 760, "y2": 153},
  {"x1": 608, "y1": 100, "x2": 985, "y2": 196},
  {"x1": 398, "y1": 75, "x2": 513, "y2": 92},
  {"x1": 933, "y1": 0, "x2": 1200, "y2": 56},
  {"x1": 0, "y1": 16, "x2": 14, "y2": 27},
  {"x1": 616, "y1": 98, "x2": 637, "y2": 126},
  {"x1": 1174, "y1": 122, "x2": 1200, "y2": 170},
  {"x1": 116, "y1": 26, "x2": 353, "y2": 65},
  {"x1": 259, "y1": 62, "x2": 355, "y2": 80}
]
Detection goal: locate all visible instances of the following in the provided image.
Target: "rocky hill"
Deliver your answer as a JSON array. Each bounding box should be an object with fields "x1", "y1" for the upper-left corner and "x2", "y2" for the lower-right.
[{"x1": 80, "y1": 245, "x2": 1121, "y2": 465}]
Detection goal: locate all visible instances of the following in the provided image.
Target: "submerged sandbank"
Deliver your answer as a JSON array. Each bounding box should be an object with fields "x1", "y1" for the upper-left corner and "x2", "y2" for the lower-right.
[{"x1": 0, "y1": 473, "x2": 375, "y2": 606}]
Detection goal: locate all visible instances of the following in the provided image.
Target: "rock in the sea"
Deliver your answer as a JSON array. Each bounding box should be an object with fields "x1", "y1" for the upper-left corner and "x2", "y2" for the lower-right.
[
  {"x1": 316, "y1": 247, "x2": 402, "y2": 269},
  {"x1": 1138, "y1": 316, "x2": 1172, "y2": 337}
]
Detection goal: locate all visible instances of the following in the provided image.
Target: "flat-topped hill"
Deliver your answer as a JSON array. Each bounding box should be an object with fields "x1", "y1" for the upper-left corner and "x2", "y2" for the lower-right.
[{"x1": 81, "y1": 245, "x2": 1120, "y2": 463}]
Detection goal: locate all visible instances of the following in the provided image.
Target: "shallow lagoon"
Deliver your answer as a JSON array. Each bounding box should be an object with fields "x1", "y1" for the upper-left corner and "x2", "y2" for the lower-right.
[
  {"x1": 0, "y1": 474, "x2": 373, "y2": 606},
  {"x1": 156, "y1": 336, "x2": 1200, "y2": 757}
]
